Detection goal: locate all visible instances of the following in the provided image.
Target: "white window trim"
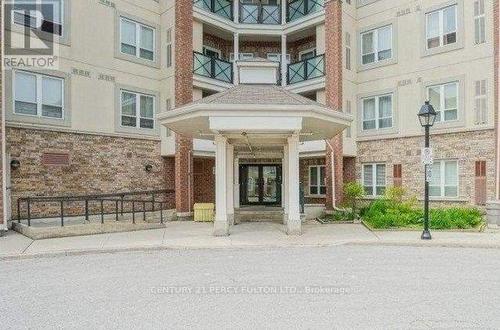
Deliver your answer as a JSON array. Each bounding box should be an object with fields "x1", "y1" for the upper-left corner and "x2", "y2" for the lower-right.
[
  {"x1": 362, "y1": 163, "x2": 386, "y2": 197},
  {"x1": 120, "y1": 90, "x2": 155, "y2": 130},
  {"x1": 362, "y1": 93, "x2": 393, "y2": 131},
  {"x1": 299, "y1": 48, "x2": 317, "y2": 61},
  {"x1": 426, "y1": 81, "x2": 459, "y2": 123},
  {"x1": 308, "y1": 165, "x2": 326, "y2": 196},
  {"x1": 473, "y1": 0, "x2": 486, "y2": 45},
  {"x1": 13, "y1": 0, "x2": 65, "y2": 37},
  {"x1": 429, "y1": 160, "x2": 459, "y2": 198},
  {"x1": 425, "y1": 4, "x2": 458, "y2": 50},
  {"x1": 203, "y1": 45, "x2": 222, "y2": 58},
  {"x1": 229, "y1": 53, "x2": 255, "y2": 62},
  {"x1": 13, "y1": 70, "x2": 65, "y2": 120},
  {"x1": 120, "y1": 17, "x2": 156, "y2": 61},
  {"x1": 360, "y1": 25, "x2": 392, "y2": 65},
  {"x1": 474, "y1": 80, "x2": 487, "y2": 125}
]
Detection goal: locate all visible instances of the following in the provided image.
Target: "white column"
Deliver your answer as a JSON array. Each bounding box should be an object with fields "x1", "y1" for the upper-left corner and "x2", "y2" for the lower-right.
[
  {"x1": 233, "y1": 32, "x2": 239, "y2": 85},
  {"x1": 214, "y1": 135, "x2": 229, "y2": 236},
  {"x1": 234, "y1": 157, "x2": 240, "y2": 209},
  {"x1": 233, "y1": 0, "x2": 239, "y2": 24},
  {"x1": 282, "y1": 145, "x2": 289, "y2": 224},
  {"x1": 287, "y1": 134, "x2": 301, "y2": 235},
  {"x1": 281, "y1": 0, "x2": 286, "y2": 25},
  {"x1": 226, "y1": 144, "x2": 235, "y2": 226},
  {"x1": 281, "y1": 34, "x2": 287, "y2": 87}
]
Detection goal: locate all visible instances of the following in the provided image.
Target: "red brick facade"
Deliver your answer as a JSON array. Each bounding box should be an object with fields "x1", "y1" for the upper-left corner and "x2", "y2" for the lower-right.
[
  {"x1": 193, "y1": 157, "x2": 215, "y2": 203},
  {"x1": 175, "y1": 0, "x2": 194, "y2": 214},
  {"x1": 343, "y1": 157, "x2": 356, "y2": 184},
  {"x1": 324, "y1": 0, "x2": 344, "y2": 209}
]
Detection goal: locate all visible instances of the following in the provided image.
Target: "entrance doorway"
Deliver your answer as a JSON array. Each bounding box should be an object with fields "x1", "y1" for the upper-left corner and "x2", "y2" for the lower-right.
[{"x1": 240, "y1": 164, "x2": 282, "y2": 205}]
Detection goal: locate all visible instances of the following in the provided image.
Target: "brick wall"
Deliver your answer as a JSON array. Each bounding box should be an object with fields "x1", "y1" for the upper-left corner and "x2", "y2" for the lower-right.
[
  {"x1": 203, "y1": 34, "x2": 233, "y2": 60},
  {"x1": 175, "y1": 0, "x2": 194, "y2": 214},
  {"x1": 193, "y1": 157, "x2": 215, "y2": 203},
  {"x1": 7, "y1": 127, "x2": 175, "y2": 219},
  {"x1": 356, "y1": 130, "x2": 496, "y2": 205},
  {"x1": 288, "y1": 35, "x2": 316, "y2": 62},
  {"x1": 324, "y1": 0, "x2": 344, "y2": 209},
  {"x1": 343, "y1": 157, "x2": 356, "y2": 184}
]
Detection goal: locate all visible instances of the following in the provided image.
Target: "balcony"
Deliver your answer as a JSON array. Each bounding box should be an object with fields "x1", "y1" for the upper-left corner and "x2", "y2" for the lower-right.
[
  {"x1": 287, "y1": 54, "x2": 324, "y2": 85},
  {"x1": 193, "y1": 0, "x2": 233, "y2": 21},
  {"x1": 287, "y1": 0, "x2": 325, "y2": 23},
  {"x1": 239, "y1": 2, "x2": 281, "y2": 25},
  {"x1": 193, "y1": 52, "x2": 234, "y2": 84}
]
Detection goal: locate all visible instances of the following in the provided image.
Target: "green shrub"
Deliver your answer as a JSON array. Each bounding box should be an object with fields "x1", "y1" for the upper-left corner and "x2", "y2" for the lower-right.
[
  {"x1": 344, "y1": 181, "x2": 364, "y2": 215},
  {"x1": 362, "y1": 187, "x2": 483, "y2": 230}
]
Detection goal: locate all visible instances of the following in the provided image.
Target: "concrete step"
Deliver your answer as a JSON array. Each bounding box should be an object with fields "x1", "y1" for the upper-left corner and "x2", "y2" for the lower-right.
[{"x1": 235, "y1": 210, "x2": 284, "y2": 223}]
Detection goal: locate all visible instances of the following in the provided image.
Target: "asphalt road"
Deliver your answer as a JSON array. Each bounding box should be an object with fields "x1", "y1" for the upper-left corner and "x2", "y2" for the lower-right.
[{"x1": 1, "y1": 245, "x2": 500, "y2": 329}]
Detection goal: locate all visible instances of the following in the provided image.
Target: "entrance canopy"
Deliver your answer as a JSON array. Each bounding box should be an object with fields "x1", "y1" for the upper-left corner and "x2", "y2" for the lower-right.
[{"x1": 157, "y1": 84, "x2": 352, "y2": 155}]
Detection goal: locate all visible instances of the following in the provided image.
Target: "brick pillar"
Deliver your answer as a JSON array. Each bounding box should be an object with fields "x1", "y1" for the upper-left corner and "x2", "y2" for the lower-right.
[
  {"x1": 324, "y1": 0, "x2": 344, "y2": 209},
  {"x1": 174, "y1": 1, "x2": 194, "y2": 215}
]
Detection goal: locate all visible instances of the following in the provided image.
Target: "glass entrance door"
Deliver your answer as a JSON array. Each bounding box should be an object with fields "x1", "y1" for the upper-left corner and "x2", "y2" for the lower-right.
[{"x1": 240, "y1": 165, "x2": 282, "y2": 205}]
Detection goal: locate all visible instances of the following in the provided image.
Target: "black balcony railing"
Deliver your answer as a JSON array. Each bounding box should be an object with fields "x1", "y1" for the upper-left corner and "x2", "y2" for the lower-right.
[
  {"x1": 239, "y1": 2, "x2": 281, "y2": 24},
  {"x1": 287, "y1": 0, "x2": 325, "y2": 22},
  {"x1": 287, "y1": 54, "x2": 325, "y2": 85},
  {"x1": 193, "y1": 0, "x2": 233, "y2": 21},
  {"x1": 193, "y1": 52, "x2": 233, "y2": 83}
]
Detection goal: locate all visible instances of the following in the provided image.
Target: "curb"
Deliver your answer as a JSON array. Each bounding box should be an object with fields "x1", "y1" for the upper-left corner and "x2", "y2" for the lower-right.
[{"x1": 2, "y1": 239, "x2": 500, "y2": 261}]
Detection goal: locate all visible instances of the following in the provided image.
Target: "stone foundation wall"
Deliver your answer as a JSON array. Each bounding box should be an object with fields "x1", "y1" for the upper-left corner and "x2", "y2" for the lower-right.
[
  {"x1": 356, "y1": 130, "x2": 496, "y2": 205},
  {"x1": 7, "y1": 127, "x2": 175, "y2": 220}
]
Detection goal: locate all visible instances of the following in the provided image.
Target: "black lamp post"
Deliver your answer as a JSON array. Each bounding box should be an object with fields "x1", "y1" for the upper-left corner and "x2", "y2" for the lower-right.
[{"x1": 418, "y1": 101, "x2": 437, "y2": 240}]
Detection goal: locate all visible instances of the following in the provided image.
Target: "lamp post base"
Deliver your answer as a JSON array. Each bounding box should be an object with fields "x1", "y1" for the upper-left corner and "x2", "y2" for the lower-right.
[{"x1": 421, "y1": 230, "x2": 432, "y2": 240}]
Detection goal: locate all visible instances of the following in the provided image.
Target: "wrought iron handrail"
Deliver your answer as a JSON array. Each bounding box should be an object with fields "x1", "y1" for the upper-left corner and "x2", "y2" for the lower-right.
[
  {"x1": 193, "y1": 0, "x2": 233, "y2": 21},
  {"x1": 287, "y1": 53, "x2": 325, "y2": 85},
  {"x1": 287, "y1": 0, "x2": 325, "y2": 22},
  {"x1": 17, "y1": 189, "x2": 175, "y2": 227},
  {"x1": 239, "y1": 2, "x2": 281, "y2": 24},
  {"x1": 193, "y1": 51, "x2": 233, "y2": 83}
]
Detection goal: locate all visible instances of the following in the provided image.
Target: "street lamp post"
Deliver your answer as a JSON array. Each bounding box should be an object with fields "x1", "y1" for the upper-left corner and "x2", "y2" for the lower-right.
[{"x1": 418, "y1": 101, "x2": 437, "y2": 240}]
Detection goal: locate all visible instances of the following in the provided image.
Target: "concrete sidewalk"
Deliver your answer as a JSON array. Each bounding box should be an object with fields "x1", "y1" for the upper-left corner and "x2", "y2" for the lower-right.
[{"x1": 1, "y1": 221, "x2": 500, "y2": 259}]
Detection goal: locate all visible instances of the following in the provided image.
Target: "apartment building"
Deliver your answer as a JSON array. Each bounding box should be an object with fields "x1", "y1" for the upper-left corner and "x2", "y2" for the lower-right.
[{"x1": 1, "y1": 0, "x2": 499, "y2": 234}]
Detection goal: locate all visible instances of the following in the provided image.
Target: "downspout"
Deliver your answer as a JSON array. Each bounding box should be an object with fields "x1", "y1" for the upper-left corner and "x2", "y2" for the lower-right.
[{"x1": 324, "y1": 139, "x2": 336, "y2": 209}]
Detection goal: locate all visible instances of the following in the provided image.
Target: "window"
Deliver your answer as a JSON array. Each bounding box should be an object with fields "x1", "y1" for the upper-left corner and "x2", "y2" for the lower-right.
[
  {"x1": 230, "y1": 53, "x2": 254, "y2": 62},
  {"x1": 426, "y1": 5, "x2": 457, "y2": 49},
  {"x1": 474, "y1": 0, "x2": 486, "y2": 44},
  {"x1": 474, "y1": 80, "x2": 487, "y2": 125},
  {"x1": 13, "y1": 0, "x2": 63, "y2": 36},
  {"x1": 363, "y1": 164, "x2": 386, "y2": 197},
  {"x1": 120, "y1": 17, "x2": 155, "y2": 61},
  {"x1": 166, "y1": 28, "x2": 172, "y2": 67},
  {"x1": 203, "y1": 46, "x2": 221, "y2": 59},
  {"x1": 14, "y1": 71, "x2": 64, "y2": 119},
  {"x1": 299, "y1": 48, "x2": 316, "y2": 61},
  {"x1": 120, "y1": 90, "x2": 155, "y2": 129},
  {"x1": 309, "y1": 165, "x2": 326, "y2": 195},
  {"x1": 266, "y1": 53, "x2": 291, "y2": 63},
  {"x1": 361, "y1": 25, "x2": 392, "y2": 65},
  {"x1": 362, "y1": 94, "x2": 392, "y2": 130},
  {"x1": 430, "y1": 160, "x2": 458, "y2": 198},
  {"x1": 427, "y1": 82, "x2": 458, "y2": 122}
]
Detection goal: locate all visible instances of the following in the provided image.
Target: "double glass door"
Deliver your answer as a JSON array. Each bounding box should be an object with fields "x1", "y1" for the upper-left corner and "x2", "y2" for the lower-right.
[{"x1": 240, "y1": 165, "x2": 282, "y2": 205}]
